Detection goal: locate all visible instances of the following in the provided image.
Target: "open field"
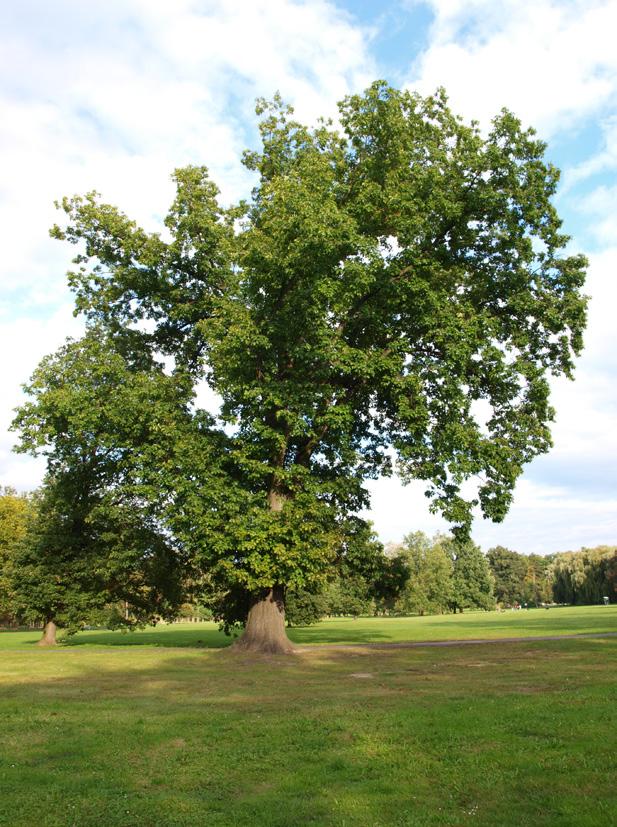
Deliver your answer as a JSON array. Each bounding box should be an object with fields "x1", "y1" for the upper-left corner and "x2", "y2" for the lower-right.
[
  {"x1": 1, "y1": 608, "x2": 616, "y2": 826},
  {"x1": 1, "y1": 638, "x2": 615, "y2": 826},
  {"x1": 2, "y1": 604, "x2": 616, "y2": 651}
]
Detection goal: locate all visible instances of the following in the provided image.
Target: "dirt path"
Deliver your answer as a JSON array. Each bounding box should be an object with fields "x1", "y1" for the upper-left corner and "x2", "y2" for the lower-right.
[{"x1": 295, "y1": 631, "x2": 617, "y2": 651}]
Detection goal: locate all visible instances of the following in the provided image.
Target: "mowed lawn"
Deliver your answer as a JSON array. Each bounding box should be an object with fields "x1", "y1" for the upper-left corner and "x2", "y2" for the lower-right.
[
  {"x1": 1, "y1": 609, "x2": 616, "y2": 826},
  {"x1": 2, "y1": 604, "x2": 617, "y2": 650}
]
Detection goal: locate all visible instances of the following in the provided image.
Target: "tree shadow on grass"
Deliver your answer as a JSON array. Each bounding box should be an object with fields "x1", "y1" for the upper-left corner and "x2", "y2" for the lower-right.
[
  {"x1": 65, "y1": 624, "x2": 393, "y2": 650},
  {"x1": 3, "y1": 640, "x2": 617, "y2": 827},
  {"x1": 1, "y1": 647, "x2": 437, "y2": 826},
  {"x1": 64, "y1": 624, "x2": 233, "y2": 649}
]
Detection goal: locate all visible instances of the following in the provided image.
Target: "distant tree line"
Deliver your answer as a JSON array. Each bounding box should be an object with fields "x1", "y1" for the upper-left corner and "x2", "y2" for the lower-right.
[
  {"x1": 486, "y1": 544, "x2": 617, "y2": 607},
  {"x1": 486, "y1": 545, "x2": 554, "y2": 606},
  {"x1": 1, "y1": 486, "x2": 615, "y2": 637},
  {"x1": 551, "y1": 547, "x2": 617, "y2": 605}
]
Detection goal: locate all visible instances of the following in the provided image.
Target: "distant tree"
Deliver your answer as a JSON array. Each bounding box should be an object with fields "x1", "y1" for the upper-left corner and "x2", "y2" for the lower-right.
[
  {"x1": 337, "y1": 519, "x2": 409, "y2": 615},
  {"x1": 0, "y1": 487, "x2": 35, "y2": 625},
  {"x1": 521, "y1": 553, "x2": 553, "y2": 605},
  {"x1": 14, "y1": 81, "x2": 587, "y2": 652},
  {"x1": 551, "y1": 546, "x2": 617, "y2": 605},
  {"x1": 486, "y1": 545, "x2": 527, "y2": 605},
  {"x1": 397, "y1": 531, "x2": 453, "y2": 615},
  {"x1": 372, "y1": 551, "x2": 410, "y2": 615},
  {"x1": 285, "y1": 588, "x2": 328, "y2": 626},
  {"x1": 606, "y1": 553, "x2": 617, "y2": 600},
  {"x1": 323, "y1": 577, "x2": 373, "y2": 617},
  {"x1": 445, "y1": 537, "x2": 495, "y2": 612}
]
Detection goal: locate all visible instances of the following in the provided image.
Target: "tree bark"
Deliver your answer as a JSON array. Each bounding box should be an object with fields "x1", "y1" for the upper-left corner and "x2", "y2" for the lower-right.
[
  {"x1": 231, "y1": 462, "x2": 295, "y2": 654},
  {"x1": 37, "y1": 620, "x2": 57, "y2": 647},
  {"x1": 232, "y1": 585, "x2": 295, "y2": 654}
]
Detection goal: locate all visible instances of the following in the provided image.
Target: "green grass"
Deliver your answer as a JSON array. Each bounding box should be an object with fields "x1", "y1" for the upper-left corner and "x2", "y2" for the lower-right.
[
  {"x1": 1, "y1": 604, "x2": 616, "y2": 650},
  {"x1": 1, "y1": 637, "x2": 616, "y2": 826},
  {"x1": 1, "y1": 607, "x2": 616, "y2": 825}
]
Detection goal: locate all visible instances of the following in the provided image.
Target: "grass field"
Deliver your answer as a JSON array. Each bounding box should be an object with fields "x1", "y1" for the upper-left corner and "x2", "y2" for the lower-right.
[
  {"x1": 1, "y1": 608, "x2": 616, "y2": 826},
  {"x1": 2, "y1": 604, "x2": 616, "y2": 650}
]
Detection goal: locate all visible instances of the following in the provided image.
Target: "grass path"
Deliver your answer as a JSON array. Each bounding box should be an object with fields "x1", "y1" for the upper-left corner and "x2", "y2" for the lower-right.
[{"x1": 297, "y1": 630, "x2": 617, "y2": 650}]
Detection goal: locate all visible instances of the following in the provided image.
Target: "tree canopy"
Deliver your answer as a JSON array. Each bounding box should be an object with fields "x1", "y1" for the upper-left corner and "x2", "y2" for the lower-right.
[
  {"x1": 0, "y1": 487, "x2": 34, "y2": 624},
  {"x1": 551, "y1": 546, "x2": 617, "y2": 605},
  {"x1": 13, "y1": 82, "x2": 587, "y2": 652}
]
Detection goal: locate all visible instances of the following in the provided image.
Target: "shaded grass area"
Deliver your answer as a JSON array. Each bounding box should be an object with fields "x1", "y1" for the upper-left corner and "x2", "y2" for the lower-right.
[
  {"x1": 1, "y1": 605, "x2": 616, "y2": 650},
  {"x1": 0, "y1": 638, "x2": 616, "y2": 826}
]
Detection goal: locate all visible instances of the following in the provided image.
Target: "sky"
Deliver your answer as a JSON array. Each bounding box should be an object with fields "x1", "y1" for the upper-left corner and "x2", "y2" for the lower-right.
[{"x1": 1, "y1": 0, "x2": 616, "y2": 555}]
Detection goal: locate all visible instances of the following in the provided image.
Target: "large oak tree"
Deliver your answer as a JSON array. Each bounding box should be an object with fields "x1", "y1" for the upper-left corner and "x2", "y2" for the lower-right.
[{"x1": 14, "y1": 83, "x2": 587, "y2": 653}]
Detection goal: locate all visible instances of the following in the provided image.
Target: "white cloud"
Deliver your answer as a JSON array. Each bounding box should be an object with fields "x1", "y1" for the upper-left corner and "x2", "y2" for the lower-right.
[
  {"x1": 576, "y1": 183, "x2": 617, "y2": 244},
  {"x1": 473, "y1": 478, "x2": 617, "y2": 554},
  {"x1": 548, "y1": 245, "x2": 617, "y2": 428},
  {"x1": 562, "y1": 115, "x2": 617, "y2": 192},
  {"x1": 365, "y1": 475, "x2": 451, "y2": 543},
  {"x1": 407, "y1": 0, "x2": 617, "y2": 137},
  {"x1": 0, "y1": 0, "x2": 375, "y2": 488},
  {"x1": 0, "y1": 0, "x2": 375, "y2": 300},
  {"x1": 0, "y1": 305, "x2": 84, "y2": 491}
]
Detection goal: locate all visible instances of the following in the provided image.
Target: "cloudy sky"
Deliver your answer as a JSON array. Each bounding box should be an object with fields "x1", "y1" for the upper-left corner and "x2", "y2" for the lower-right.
[{"x1": 1, "y1": 0, "x2": 616, "y2": 555}]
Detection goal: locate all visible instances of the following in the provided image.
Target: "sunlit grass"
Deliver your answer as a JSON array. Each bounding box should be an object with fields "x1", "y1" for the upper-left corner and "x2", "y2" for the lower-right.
[
  {"x1": 1, "y1": 604, "x2": 615, "y2": 650},
  {"x1": 1, "y1": 635, "x2": 616, "y2": 826}
]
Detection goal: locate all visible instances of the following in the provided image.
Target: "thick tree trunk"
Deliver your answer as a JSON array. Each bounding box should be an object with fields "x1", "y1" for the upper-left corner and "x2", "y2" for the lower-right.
[
  {"x1": 37, "y1": 620, "x2": 57, "y2": 647},
  {"x1": 231, "y1": 474, "x2": 295, "y2": 654},
  {"x1": 232, "y1": 585, "x2": 295, "y2": 655}
]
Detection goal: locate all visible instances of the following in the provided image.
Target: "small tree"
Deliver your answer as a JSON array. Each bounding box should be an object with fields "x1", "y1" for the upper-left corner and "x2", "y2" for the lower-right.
[
  {"x1": 285, "y1": 588, "x2": 328, "y2": 626},
  {"x1": 444, "y1": 537, "x2": 495, "y2": 613},
  {"x1": 14, "y1": 82, "x2": 587, "y2": 653},
  {"x1": 10, "y1": 471, "x2": 186, "y2": 645},
  {"x1": 11, "y1": 335, "x2": 192, "y2": 643},
  {"x1": 522, "y1": 553, "x2": 553, "y2": 605},
  {"x1": 10, "y1": 477, "x2": 109, "y2": 645},
  {"x1": 486, "y1": 545, "x2": 528, "y2": 605},
  {"x1": 397, "y1": 532, "x2": 453, "y2": 615},
  {"x1": 0, "y1": 487, "x2": 35, "y2": 626}
]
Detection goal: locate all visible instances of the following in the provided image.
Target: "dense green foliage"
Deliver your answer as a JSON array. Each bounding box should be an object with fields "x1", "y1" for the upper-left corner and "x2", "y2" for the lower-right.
[
  {"x1": 394, "y1": 532, "x2": 452, "y2": 615},
  {"x1": 448, "y1": 536, "x2": 495, "y2": 612},
  {"x1": 9, "y1": 473, "x2": 185, "y2": 633},
  {"x1": 0, "y1": 488, "x2": 34, "y2": 624},
  {"x1": 551, "y1": 546, "x2": 617, "y2": 605},
  {"x1": 12, "y1": 82, "x2": 587, "y2": 626},
  {"x1": 393, "y1": 532, "x2": 494, "y2": 615},
  {"x1": 487, "y1": 545, "x2": 528, "y2": 604},
  {"x1": 487, "y1": 545, "x2": 553, "y2": 606},
  {"x1": 486, "y1": 544, "x2": 616, "y2": 606},
  {"x1": 284, "y1": 588, "x2": 329, "y2": 626},
  {"x1": 9, "y1": 336, "x2": 192, "y2": 630}
]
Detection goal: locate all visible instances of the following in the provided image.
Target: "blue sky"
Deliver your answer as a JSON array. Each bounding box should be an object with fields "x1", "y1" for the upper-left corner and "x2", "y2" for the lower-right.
[{"x1": 1, "y1": 0, "x2": 616, "y2": 555}]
